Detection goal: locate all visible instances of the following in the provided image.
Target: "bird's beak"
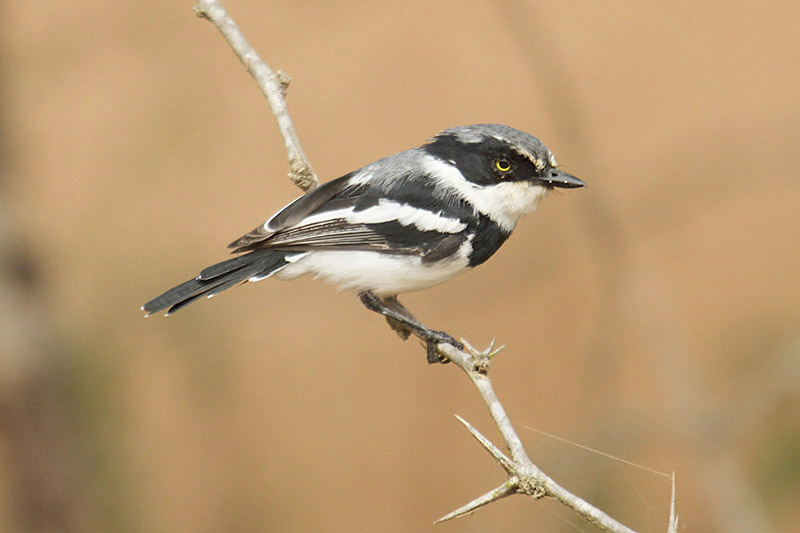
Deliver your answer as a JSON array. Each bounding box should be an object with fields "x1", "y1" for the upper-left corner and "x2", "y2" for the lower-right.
[{"x1": 536, "y1": 169, "x2": 585, "y2": 189}]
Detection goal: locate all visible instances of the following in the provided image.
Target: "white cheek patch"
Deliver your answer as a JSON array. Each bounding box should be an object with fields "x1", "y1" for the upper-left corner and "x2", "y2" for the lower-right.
[
  {"x1": 422, "y1": 156, "x2": 548, "y2": 231},
  {"x1": 481, "y1": 181, "x2": 549, "y2": 227}
]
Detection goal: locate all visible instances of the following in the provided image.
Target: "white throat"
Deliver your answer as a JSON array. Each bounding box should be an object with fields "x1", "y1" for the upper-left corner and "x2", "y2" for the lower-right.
[{"x1": 423, "y1": 156, "x2": 549, "y2": 231}]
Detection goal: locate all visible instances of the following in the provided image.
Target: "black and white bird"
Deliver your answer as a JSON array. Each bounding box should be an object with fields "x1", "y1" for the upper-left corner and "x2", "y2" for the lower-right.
[{"x1": 143, "y1": 124, "x2": 585, "y2": 363}]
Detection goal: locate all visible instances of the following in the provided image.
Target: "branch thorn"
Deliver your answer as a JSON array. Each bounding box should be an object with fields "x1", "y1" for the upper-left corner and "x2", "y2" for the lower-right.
[
  {"x1": 454, "y1": 415, "x2": 516, "y2": 475},
  {"x1": 434, "y1": 481, "x2": 515, "y2": 524}
]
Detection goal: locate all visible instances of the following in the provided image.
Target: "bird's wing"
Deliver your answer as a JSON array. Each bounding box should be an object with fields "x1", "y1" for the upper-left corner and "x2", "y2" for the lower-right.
[{"x1": 228, "y1": 171, "x2": 468, "y2": 260}]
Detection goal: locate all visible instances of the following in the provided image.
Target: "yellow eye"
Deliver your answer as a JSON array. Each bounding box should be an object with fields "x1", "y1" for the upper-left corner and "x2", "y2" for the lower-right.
[{"x1": 495, "y1": 159, "x2": 512, "y2": 172}]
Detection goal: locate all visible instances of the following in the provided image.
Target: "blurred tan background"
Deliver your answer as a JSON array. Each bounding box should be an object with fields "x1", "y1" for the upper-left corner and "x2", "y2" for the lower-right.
[{"x1": 1, "y1": 1, "x2": 799, "y2": 531}]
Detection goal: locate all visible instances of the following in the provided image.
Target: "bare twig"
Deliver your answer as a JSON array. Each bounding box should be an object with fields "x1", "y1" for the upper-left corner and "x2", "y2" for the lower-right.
[
  {"x1": 668, "y1": 472, "x2": 679, "y2": 533},
  {"x1": 192, "y1": 1, "x2": 650, "y2": 531},
  {"x1": 195, "y1": 0, "x2": 319, "y2": 191}
]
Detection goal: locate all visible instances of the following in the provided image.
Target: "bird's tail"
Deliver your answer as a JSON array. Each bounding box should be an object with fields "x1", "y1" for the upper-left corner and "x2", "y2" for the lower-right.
[{"x1": 142, "y1": 249, "x2": 293, "y2": 316}]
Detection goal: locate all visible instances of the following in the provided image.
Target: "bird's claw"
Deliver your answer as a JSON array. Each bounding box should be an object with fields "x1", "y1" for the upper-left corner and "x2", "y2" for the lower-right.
[{"x1": 425, "y1": 330, "x2": 463, "y2": 364}]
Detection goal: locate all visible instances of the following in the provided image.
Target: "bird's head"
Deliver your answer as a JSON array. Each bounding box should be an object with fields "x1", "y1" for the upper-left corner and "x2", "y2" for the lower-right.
[{"x1": 422, "y1": 124, "x2": 585, "y2": 230}]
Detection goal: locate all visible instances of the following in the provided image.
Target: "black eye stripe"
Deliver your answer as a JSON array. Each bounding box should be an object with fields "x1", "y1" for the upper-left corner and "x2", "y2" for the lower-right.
[{"x1": 423, "y1": 134, "x2": 546, "y2": 185}]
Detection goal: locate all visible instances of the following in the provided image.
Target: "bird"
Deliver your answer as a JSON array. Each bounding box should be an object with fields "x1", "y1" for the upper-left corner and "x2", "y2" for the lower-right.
[{"x1": 142, "y1": 124, "x2": 585, "y2": 363}]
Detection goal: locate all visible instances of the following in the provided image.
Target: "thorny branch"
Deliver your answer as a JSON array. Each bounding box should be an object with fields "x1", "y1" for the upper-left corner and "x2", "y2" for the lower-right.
[
  {"x1": 434, "y1": 341, "x2": 638, "y2": 531},
  {"x1": 193, "y1": 1, "x2": 676, "y2": 531}
]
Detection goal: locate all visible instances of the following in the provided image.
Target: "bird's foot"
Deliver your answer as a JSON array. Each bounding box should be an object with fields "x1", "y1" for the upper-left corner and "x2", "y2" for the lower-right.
[
  {"x1": 422, "y1": 330, "x2": 463, "y2": 364},
  {"x1": 359, "y1": 291, "x2": 462, "y2": 364}
]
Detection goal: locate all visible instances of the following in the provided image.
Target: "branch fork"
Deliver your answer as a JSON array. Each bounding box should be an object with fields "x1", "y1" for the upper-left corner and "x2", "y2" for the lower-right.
[{"x1": 432, "y1": 414, "x2": 544, "y2": 523}]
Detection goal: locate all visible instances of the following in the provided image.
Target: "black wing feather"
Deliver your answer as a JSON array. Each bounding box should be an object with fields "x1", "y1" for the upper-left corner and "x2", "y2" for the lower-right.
[{"x1": 228, "y1": 167, "x2": 474, "y2": 259}]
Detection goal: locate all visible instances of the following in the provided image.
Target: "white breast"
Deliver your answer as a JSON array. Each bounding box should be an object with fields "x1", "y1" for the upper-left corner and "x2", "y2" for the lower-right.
[{"x1": 275, "y1": 244, "x2": 472, "y2": 297}]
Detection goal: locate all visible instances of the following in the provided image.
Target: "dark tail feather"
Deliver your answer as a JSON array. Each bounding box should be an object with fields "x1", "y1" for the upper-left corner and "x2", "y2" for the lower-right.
[{"x1": 142, "y1": 250, "x2": 291, "y2": 316}]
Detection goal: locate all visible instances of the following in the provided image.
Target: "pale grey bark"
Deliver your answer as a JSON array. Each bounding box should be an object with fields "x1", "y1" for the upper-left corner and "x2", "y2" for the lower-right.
[{"x1": 195, "y1": 0, "x2": 318, "y2": 192}]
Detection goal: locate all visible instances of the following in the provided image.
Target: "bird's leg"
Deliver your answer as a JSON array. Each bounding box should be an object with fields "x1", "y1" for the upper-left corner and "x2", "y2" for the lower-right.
[{"x1": 358, "y1": 291, "x2": 463, "y2": 364}]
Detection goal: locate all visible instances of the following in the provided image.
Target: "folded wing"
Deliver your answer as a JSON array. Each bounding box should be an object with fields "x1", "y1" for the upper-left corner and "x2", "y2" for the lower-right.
[{"x1": 227, "y1": 170, "x2": 470, "y2": 261}]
